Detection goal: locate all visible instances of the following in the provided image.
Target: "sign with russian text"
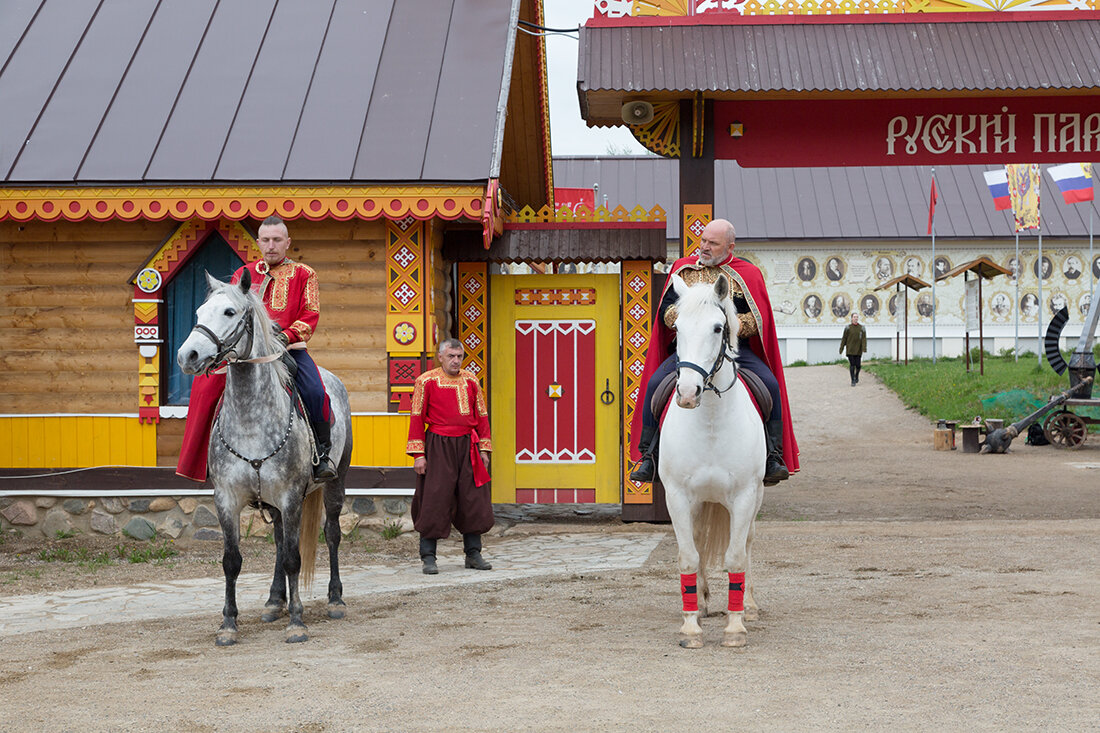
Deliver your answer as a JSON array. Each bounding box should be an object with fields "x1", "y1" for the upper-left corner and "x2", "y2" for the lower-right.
[{"x1": 714, "y1": 97, "x2": 1100, "y2": 167}]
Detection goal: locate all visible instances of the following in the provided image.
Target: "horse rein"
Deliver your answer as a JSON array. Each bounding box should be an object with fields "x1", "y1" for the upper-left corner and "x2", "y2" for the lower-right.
[{"x1": 676, "y1": 321, "x2": 739, "y2": 397}]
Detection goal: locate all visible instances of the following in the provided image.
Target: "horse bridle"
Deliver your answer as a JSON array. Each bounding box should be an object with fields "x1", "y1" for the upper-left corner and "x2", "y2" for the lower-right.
[
  {"x1": 676, "y1": 320, "x2": 739, "y2": 397},
  {"x1": 189, "y1": 308, "x2": 254, "y2": 374}
]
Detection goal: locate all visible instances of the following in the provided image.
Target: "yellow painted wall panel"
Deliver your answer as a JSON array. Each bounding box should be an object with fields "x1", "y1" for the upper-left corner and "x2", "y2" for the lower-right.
[
  {"x1": 76, "y1": 419, "x2": 95, "y2": 466},
  {"x1": 346, "y1": 414, "x2": 411, "y2": 467},
  {"x1": 25, "y1": 418, "x2": 45, "y2": 467},
  {"x1": 0, "y1": 420, "x2": 11, "y2": 465},
  {"x1": 41, "y1": 416, "x2": 61, "y2": 468},
  {"x1": 59, "y1": 418, "x2": 79, "y2": 466}
]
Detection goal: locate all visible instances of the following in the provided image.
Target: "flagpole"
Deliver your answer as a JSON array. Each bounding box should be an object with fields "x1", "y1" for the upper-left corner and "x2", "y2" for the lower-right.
[
  {"x1": 1037, "y1": 226, "x2": 1043, "y2": 368},
  {"x1": 1014, "y1": 231, "x2": 1019, "y2": 362},
  {"x1": 930, "y1": 167, "x2": 937, "y2": 364}
]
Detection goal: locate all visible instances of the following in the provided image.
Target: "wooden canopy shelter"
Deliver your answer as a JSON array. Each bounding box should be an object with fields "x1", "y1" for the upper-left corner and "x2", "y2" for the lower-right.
[
  {"x1": 937, "y1": 257, "x2": 1012, "y2": 374},
  {"x1": 874, "y1": 274, "x2": 931, "y2": 365}
]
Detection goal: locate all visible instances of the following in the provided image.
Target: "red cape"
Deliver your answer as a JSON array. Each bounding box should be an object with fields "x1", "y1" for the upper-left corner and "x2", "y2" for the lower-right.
[{"x1": 628, "y1": 254, "x2": 799, "y2": 473}]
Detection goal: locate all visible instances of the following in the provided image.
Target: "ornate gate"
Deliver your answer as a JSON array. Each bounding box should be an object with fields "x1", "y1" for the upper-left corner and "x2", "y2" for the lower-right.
[{"x1": 489, "y1": 274, "x2": 620, "y2": 503}]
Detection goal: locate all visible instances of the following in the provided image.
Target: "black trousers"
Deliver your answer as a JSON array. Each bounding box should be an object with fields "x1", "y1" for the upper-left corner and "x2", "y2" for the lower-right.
[{"x1": 847, "y1": 354, "x2": 862, "y2": 382}]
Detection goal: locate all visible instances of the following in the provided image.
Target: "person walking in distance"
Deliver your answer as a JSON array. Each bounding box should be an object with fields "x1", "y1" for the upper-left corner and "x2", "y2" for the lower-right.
[
  {"x1": 406, "y1": 339, "x2": 494, "y2": 574},
  {"x1": 839, "y1": 313, "x2": 867, "y2": 386}
]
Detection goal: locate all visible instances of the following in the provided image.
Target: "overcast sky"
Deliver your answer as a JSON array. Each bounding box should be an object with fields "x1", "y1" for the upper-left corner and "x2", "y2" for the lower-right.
[{"x1": 543, "y1": 0, "x2": 647, "y2": 157}]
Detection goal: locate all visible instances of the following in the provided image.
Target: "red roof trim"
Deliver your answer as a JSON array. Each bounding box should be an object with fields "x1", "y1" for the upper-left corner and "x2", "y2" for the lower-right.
[
  {"x1": 585, "y1": 10, "x2": 1100, "y2": 29},
  {"x1": 505, "y1": 221, "x2": 666, "y2": 230}
]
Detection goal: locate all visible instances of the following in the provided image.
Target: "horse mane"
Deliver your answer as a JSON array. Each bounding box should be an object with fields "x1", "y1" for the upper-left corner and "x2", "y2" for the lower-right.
[{"x1": 210, "y1": 277, "x2": 292, "y2": 388}]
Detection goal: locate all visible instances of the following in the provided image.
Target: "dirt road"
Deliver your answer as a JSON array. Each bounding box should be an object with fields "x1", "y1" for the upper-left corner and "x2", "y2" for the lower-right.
[{"x1": 1, "y1": 365, "x2": 1097, "y2": 731}]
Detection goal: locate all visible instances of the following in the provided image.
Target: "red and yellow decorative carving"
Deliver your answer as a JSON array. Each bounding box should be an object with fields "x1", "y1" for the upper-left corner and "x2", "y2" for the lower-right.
[
  {"x1": 533, "y1": 0, "x2": 554, "y2": 207},
  {"x1": 457, "y1": 263, "x2": 489, "y2": 391},
  {"x1": 507, "y1": 204, "x2": 666, "y2": 226},
  {"x1": 0, "y1": 185, "x2": 486, "y2": 224},
  {"x1": 613, "y1": 0, "x2": 1094, "y2": 16},
  {"x1": 513, "y1": 288, "x2": 597, "y2": 306},
  {"x1": 682, "y1": 205, "x2": 712, "y2": 259},
  {"x1": 629, "y1": 102, "x2": 679, "y2": 159},
  {"x1": 387, "y1": 219, "x2": 426, "y2": 409},
  {"x1": 622, "y1": 261, "x2": 653, "y2": 503},
  {"x1": 138, "y1": 219, "x2": 259, "y2": 286},
  {"x1": 130, "y1": 218, "x2": 255, "y2": 419},
  {"x1": 137, "y1": 345, "x2": 160, "y2": 424}
]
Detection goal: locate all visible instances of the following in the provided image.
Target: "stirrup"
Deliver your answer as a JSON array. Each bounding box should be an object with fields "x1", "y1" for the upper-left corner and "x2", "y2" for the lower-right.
[
  {"x1": 312, "y1": 456, "x2": 337, "y2": 481},
  {"x1": 629, "y1": 456, "x2": 656, "y2": 483}
]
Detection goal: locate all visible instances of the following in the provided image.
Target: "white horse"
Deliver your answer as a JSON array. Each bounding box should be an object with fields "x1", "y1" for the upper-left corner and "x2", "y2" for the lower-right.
[{"x1": 659, "y1": 273, "x2": 767, "y2": 648}]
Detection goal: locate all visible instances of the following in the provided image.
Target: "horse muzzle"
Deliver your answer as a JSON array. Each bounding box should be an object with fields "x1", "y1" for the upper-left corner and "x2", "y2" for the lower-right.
[{"x1": 675, "y1": 383, "x2": 702, "y2": 409}]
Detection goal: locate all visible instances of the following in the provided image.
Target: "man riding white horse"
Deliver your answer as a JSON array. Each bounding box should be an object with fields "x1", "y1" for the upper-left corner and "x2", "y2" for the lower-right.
[
  {"x1": 630, "y1": 218, "x2": 799, "y2": 486},
  {"x1": 177, "y1": 215, "x2": 338, "y2": 483}
]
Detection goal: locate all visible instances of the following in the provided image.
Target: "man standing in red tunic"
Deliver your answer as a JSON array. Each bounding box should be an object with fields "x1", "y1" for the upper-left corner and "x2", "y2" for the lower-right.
[
  {"x1": 629, "y1": 218, "x2": 799, "y2": 486},
  {"x1": 176, "y1": 216, "x2": 337, "y2": 483},
  {"x1": 407, "y1": 339, "x2": 494, "y2": 574}
]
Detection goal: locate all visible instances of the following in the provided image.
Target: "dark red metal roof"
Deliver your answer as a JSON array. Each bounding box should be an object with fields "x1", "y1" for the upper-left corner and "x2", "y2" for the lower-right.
[
  {"x1": 0, "y1": 0, "x2": 520, "y2": 185},
  {"x1": 553, "y1": 156, "x2": 1100, "y2": 240},
  {"x1": 579, "y1": 17, "x2": 1100, "y2": 122}
]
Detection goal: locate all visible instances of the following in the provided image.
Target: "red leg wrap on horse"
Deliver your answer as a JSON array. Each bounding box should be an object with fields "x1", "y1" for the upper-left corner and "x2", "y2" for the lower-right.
[
  {"x1": 680, "y1": 573, "x2": 698, "y2": 612},
  {"x1": 728, "y1": 571, "x2": 745, "y2": 613}
]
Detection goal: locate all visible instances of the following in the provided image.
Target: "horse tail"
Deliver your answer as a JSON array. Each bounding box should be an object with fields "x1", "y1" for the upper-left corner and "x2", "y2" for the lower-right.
[
  {"x1": 298, "y1": 488, "x2": 324, "y2": 590},
  {"x1": 695, "y1": 501, "x2": 731, "y2": 572}
]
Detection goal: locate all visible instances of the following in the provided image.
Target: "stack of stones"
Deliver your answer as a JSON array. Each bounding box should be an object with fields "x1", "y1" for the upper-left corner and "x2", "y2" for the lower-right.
[{"x1": 0, "y1": 496, "x2": 413, "y2": 541}]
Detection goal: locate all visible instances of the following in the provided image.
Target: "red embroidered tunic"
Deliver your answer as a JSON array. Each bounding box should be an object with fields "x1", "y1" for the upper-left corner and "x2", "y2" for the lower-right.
[
  {"x1": 232, "y1": 258, "x2": 320, "y2": 345},
  {"x1": 406, "y1": 368, "x2": 492, "y2": 456}
]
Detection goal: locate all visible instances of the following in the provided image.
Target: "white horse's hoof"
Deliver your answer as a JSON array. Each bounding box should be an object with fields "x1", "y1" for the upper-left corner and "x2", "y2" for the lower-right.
[
  {"x1": 678, "y1": 635, "x2": 704, "y2": 649},
  {"x1": 721, "y1": 631, "x2": 747, "y2": 647},
  {"x1": 743, "y1": 607, "x2": 759, "y2": 622}
]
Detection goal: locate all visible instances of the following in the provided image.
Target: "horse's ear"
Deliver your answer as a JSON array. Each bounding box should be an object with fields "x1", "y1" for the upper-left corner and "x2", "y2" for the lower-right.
[
  {"x1": 670, "y1": 273, "x2": 687, "y2": 297},
  {"x1": 714, "y1": 274, "x2": 729, "y2": 301},
  {"x1": 204, "y1": 270, "x2": 221, "y2": 293},
  {"x1": 239, "y1": 267, "x2": 252, "y2": 293}
]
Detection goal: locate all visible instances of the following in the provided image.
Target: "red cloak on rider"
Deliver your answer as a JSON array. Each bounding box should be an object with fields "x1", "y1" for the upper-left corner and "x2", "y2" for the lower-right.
[{"x1": 628, "y1": 253, "x2": 800, "y2": 474}]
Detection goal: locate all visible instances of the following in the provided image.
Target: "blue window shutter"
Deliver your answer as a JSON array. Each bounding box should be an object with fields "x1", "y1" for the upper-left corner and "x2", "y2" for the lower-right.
[{"x1": 163, "y1": 234, "x2": 244, "y2": 405}]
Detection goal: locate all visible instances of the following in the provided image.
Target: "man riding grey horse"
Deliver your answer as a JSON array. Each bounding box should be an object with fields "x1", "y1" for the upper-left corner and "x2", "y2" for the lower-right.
[{"x1": 177, "y1": 216, "x2": 337, "y2": 483}]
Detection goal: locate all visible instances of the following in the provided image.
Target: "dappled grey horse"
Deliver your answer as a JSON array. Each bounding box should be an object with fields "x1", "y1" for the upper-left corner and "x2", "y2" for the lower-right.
[{"x1": 177, "y1": 271, "x2": 352, "y2": 645}]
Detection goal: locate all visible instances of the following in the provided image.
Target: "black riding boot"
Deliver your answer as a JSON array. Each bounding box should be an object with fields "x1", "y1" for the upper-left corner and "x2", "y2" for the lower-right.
[
  {"x1": 463, "y1": 533, "x2": 492, "y2": 570},
  {"x1": 763, "y1": 418, "x2": 790, "y2": 487},
  {"x1": 629, "y1": 425, "x2": 659, "y2": 483},
  {"x1": 311, "y1": 419, "x2": 338, "y2": 482},
  {"x1": 420, "y1": 537, "x2": 438, "y2": 575}
]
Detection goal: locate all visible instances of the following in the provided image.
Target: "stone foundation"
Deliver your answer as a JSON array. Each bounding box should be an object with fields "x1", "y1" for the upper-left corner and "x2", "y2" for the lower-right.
[{"x1": 0, "y1": 495, "x2": 414, "y2": 542}]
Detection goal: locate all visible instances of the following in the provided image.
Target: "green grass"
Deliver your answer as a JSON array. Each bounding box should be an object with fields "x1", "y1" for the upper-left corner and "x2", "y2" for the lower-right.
[
  {"x1": 37, "y1": 546, "x2": 114, "y2": 570},
  {"x1": 114, "y1": 541, "x2": 179, "y2": 565},
  {"x1": 865, "y1": 352, "x2": 1095, "y2": 426},
  {"x1": 380, "y1": 518, "x2": 404, "y2": 540}
]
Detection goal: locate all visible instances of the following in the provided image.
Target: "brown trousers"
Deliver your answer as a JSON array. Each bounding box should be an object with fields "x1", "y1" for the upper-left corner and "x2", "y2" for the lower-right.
[{"x1": 411, "y1": 432, "x2": 494, "y2": 539}]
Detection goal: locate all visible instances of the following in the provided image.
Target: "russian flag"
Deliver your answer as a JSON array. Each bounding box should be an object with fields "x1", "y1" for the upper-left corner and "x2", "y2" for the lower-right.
[
  {"x1": 1046, "y1": 163, "x2": 1094, "y2": 205},
  {"x1": 983, "y1": 169, "x2": 1011, "y2": 211}
]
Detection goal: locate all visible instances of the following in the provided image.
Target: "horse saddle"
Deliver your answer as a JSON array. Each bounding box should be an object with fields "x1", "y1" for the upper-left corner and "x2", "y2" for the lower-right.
[{"x1": 651, "y1": 368, "x2": 772, "y2": 424}]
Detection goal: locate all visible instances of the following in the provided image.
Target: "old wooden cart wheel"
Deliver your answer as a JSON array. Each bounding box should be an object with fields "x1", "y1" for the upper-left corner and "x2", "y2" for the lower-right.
[{"x1": 1043, "y1": 410, "x2": 1088, "y2": 450}]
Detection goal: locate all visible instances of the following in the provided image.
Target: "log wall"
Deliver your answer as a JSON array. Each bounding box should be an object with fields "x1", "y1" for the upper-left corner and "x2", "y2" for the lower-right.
[
  {"x1": 1, "y1": 220, "x2": 178, "y2": 414},
  {"x1": 3, "y1": 217, "x2": 397, "y2": 469}
]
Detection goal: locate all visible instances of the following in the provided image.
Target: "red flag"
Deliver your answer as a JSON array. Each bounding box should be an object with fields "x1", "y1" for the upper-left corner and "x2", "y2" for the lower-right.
[{"x1": 926, "y1": 176, "x2": 937, "y2": 235}]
